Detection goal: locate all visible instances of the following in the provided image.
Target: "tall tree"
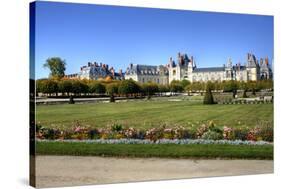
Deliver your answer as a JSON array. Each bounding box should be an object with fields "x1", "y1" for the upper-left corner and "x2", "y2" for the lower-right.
[{"x1": 43, "y1": 57, "x2": 66, "y2": 79}]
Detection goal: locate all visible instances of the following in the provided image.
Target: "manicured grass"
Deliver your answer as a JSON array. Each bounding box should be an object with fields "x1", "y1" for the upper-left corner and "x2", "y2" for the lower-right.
[
  {"x1": 36, "y1": 141, "x2": 273, "y2": 159},
  {"x1": 36, "y1": 99, "x2": 273, "y2": 129}
]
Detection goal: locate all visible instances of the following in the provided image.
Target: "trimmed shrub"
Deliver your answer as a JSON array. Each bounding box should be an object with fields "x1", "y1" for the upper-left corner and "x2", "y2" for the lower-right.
[
  {"x1": 69, "y1": 96, "x2": 75, "y2": 104},
  {"x1": 203, "y1": 82, "x2": 215, "y2": 104}
]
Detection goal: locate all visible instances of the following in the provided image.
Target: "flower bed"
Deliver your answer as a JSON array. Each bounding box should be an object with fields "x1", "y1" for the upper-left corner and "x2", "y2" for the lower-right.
[
  {"x1": 37, "y1": 138, "x2": 272, "y2": 145},
  {"x1": 35, "y1": 120, "x2": 273, "y2": 142}
]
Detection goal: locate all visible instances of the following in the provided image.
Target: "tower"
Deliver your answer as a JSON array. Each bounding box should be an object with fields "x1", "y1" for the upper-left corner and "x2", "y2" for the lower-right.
[
  {"x1": 187, "y1": 56, "x2": 194, "y2": 82},
  {"x1": 225, "y1": 58, "x2": 233, "y2": 80},
  {"x1": 246, "y1": 53, "x2": 259, "y2": 81}
]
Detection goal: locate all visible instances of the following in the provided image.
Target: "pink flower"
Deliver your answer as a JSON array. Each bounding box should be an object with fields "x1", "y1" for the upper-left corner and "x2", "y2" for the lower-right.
[{"x1": 74, "y1": 126, "x2": 81, "y2": 132}]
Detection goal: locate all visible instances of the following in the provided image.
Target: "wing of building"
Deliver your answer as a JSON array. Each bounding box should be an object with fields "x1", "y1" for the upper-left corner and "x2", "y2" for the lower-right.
[
  {"x1": 125, "y1": 64, "x2": 169, "y2": 85},
  {"x1": 65, "y1": 61, "x2": 124, "y2": 80},
  {"x1": 125, "y1": 52, "x2": 273, "y2": 84}
]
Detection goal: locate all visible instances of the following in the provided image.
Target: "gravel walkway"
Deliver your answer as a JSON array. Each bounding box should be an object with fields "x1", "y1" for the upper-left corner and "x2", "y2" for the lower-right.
[{"x1": 35, "y1": 156, "x2": 273, "y2": 188}]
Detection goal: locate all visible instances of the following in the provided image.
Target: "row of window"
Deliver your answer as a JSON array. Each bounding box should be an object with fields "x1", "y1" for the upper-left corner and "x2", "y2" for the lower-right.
[{"x1": 140, "y1": 77, "x2": 168, "y2": 84}]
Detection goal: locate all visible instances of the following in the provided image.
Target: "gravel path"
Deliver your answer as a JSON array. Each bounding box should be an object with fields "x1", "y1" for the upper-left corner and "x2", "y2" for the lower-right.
[{"x1": 35, "y1": 156, "x2": 273, "y2": 188}]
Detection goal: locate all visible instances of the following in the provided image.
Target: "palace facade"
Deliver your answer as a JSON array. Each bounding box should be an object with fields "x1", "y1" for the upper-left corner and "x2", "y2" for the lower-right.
[
  {"x1": 66, "y1": 53, "x2": 272, "y2": 84},
  {"x1": 125, "y1": 52, "x2": 272, "y2": 84}
]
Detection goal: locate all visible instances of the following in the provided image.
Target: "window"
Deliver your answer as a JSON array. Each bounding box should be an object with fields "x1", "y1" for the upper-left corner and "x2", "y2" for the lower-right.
[{"x1": 173, "y1": 70, "x2": 176, "y2": 75}]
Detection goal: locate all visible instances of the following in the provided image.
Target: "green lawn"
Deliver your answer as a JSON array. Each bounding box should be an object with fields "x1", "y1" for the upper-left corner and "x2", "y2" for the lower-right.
[
  {"x1": 36, "y1": 100, "x2": 273, "y2": 129},
  {"x1": 36, "y1": 141, "x2": 273, "y2": 159}
]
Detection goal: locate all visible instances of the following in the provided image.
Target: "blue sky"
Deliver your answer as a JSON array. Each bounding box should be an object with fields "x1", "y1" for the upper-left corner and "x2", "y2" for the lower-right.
[{"x1": 33, "y1": 1, "x2": 273, "y2": 79}]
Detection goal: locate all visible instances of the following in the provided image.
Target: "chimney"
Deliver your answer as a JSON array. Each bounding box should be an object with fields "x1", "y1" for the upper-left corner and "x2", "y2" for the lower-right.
[
  {"x1": 238, "y1": 62, "x2": 241, "y2": 71},
  {"x1": 100, "y1": 63, "x2": 102, "y2": 67},
  {"x1": 106, "y1": 64, "x2": 109, "y2": 70},
  {"x1": 190, "y1": 56, "x2": 194, "y2": 66},
  {"x1": 169, "y1": 57, "x2": 173, "y2": 67},
  {"x1": 111, "y1": 69, "x2": 115, "y2": 76},
  {"x1": 265, "y1": 57, "x2": 269, "y2": 65},
  {"x1": 80, "y1": 67, "x2": 83, "y2": 71},
  {"x1": 119, "y1": 69, "x2": 122, "y2": 75},
  {"x1": 247, "y1": 53, "x2": 250, "y2": 60},
  {"x1": 180, "y1": 55, "x2": 184, "y2": 65},
  {"x1": 88, "y1": 62, "x2": 91, "y2": 67},
  {"x1": 130, "y1": 63, "x2": 133, "y2": 69}
]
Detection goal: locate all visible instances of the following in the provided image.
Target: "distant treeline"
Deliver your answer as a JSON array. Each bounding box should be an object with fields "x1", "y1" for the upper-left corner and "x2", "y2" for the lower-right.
[{"x1": 36, "y1": 78, "x2": 273, "y2": 97}]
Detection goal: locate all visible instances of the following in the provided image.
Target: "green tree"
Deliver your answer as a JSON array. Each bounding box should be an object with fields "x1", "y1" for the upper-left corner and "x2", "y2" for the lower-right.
[
  {"x1": 203, "y1": 82, "x2": 215, "y2": 104},
  {"x1": 40, "y1": 79, "x2": 58, "y2": 96},
  {"x1": 180, "y1": 79, "x2": 191, "y2": 89},
  {"x1": 36, "y1": 79, "x2": 45, "y2": 94},
  {"x1": 71, "y1": 80, "x2": 88, "y2": 96},
  {"x1": 89, "y1": 82, "x2": 106, "y2": 94},
  {"x1": 239, "y1": 81, "x2": 249, "y2": 98},
  {"x1": 58, "y1": 80, "x2": 73, "y2": 96},
  {"x1": 222, "y1": 80, "x2": 238, "y2": 98},
  {"x1": 142, "y1": 82, "x2": 159, "y2": 99},
  {"x1": 118, "y1": 79, "x2": 140, "y2": 97},
  {"x1": 170, "y1": 80, "x2": 184, "y2": 94},
  {"x1": 106, "y1": 83, "x2": 119, "y2": 102},
  {"x1": 158, "y1": 84, "x2": 169, "y2": 96},
  {"x1": 43, "y1": 57, "x2": 66, "y2": 79},
  {"x1": 249, "y1": 81, "x2": 257, "y2": 95}
]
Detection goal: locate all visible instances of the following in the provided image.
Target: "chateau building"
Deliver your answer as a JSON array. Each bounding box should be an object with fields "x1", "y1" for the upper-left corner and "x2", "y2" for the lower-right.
[
  {"x1": 65, "y1": 61, "x2": 124, "y2": 80},
  {"x1": 66, "y1": 53, "x2": 272, "y2": 84},
  {"x1": 125, "y1": 52, "x2": 272, "y2": 84},
  {"x1": 125, "y1": 64, "x2": 169, "y2": 85}
]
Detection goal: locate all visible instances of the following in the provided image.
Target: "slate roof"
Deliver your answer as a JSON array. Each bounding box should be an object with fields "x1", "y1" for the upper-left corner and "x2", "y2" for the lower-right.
[
  {"x1": 193, "y1": 67, "x2": 225, "y2": 73},
  {"x1": 126, "y1": 64, "x2": 168, "y2": 75}
]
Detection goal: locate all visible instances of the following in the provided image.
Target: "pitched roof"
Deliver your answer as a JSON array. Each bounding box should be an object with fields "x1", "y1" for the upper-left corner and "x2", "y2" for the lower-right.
[
  {"x1": 193, "y1": 67, "x2": 225, "y2": 73},
  {"x1": 126, "y1": 64, "x2": 168, "y2": 75}
]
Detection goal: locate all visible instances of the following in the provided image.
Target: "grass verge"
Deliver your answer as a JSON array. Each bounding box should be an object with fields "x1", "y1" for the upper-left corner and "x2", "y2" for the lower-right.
[{"x1": 36, "y1": 141, "x2": 273, "y2": 159}]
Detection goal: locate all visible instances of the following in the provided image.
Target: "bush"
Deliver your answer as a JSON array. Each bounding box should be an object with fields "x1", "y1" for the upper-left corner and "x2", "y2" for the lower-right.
[
  {"x1": 88, "y1": 129, "x2": 100, "y2": 139},
  {"x1": 145, "y1": 128, "x2": 164, "y2": 142},
  {"x1": 124, "y1": 127, "x2": 138, "y2": 138},
  {"x1": 196, "y1": 124, "x2": 210, "y2": 138},
  {"x1": 111, "y1": 124, "x2": 123, "y2": 132},
  {"x1": 136, "y1": 129, "x2": 146, "y2": 139},
  {"x1": 256, "y1": 122, "x2": 273, "y2": 142},
  {"x1": 201, "y1": 130, "x2": 223, "y2": 140},
  {"x1": 233, "y1": 128, "x2": 249, "y2": 141},
  {"x1": 44, "y1": 128, "x2": 60, "y2": 140},
  {"x1": 174, "y1": 127, "x2": 190, "y2": 139}
]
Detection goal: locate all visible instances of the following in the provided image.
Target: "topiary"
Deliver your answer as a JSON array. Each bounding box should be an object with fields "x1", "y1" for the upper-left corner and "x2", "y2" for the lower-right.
[
  {"x1": 69, "y1": 96, "x2": 75, "y2": 104},
  {"x1": 203, "y1": 82, "x2": 215, "y2": 104}
]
